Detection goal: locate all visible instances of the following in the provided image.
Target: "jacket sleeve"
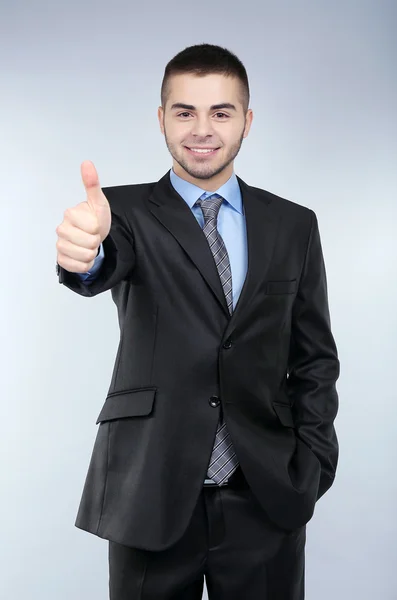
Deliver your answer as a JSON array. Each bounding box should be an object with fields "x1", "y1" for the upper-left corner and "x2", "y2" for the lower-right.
[
  {"x1": 57, "y1": 188, "x2": 135, "y2": 297},
  {"x1": 287, "y1": 209, "x2": 340, "y2": 500}
]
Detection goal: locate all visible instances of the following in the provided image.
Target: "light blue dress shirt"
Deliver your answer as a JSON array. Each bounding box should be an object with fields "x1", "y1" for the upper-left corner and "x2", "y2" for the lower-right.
[{"x1": 78, "y1": 169, "x2": 248, "y2": 311}]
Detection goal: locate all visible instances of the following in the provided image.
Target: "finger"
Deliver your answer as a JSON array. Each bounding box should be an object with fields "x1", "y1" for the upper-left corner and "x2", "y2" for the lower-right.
[
  {"x1": 63, "y1": 203, "x2": 99, "y2": 235},
  {"x1": 81, "y1": 160, "x2": 109, "y2": 210},
  {"x1": 57, "y1": 252, "x2": 96, "y2": 274},
  {"x1": 57, "y1": 221, "x2": 100, "y2": 249},
  {"x1": 57, "y1": 237, "x2": 97, "y2": 263}
]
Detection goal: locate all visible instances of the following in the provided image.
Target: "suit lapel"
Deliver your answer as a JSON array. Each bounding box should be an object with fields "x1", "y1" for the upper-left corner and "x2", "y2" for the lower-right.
[
  {"x1": 148, "y1": 171, "x2": 280, "y2": 322},
  {"x1": 230, "y1": 176, "x2": 280, "y2": 325},
  {"x1": 148, "y1": 171, "x2": 230, "y2": 316}
]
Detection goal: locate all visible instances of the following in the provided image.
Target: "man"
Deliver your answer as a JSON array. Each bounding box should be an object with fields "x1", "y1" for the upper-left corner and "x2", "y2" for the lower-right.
[{"x1": 55, "y1": 43, "x2": 339, "y2": 600}]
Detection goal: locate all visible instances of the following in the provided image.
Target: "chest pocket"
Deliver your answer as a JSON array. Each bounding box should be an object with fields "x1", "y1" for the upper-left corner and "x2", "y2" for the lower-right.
[{"x1": 265, "y1": 279, "x2": 297, "y2": 295}]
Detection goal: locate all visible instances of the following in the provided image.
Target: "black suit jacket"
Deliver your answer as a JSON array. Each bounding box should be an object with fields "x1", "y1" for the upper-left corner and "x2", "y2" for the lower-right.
[{"x1": 57, "y1": 170, "x2": 339, "y2": 551}]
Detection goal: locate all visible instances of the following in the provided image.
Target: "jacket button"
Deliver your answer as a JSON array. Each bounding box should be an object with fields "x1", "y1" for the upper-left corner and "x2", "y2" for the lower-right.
[
  {"x1": 209, "y1": 396, "x2": 220, "y2": 407},
  {"x1": 223, "y1": 339, "x2": 233, "y2": 349}
]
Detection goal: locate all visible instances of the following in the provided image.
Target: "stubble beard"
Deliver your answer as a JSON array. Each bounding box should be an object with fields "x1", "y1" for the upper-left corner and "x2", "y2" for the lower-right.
[{"x1": 164, "y1": 127, "x2": 245, "y2": 181}]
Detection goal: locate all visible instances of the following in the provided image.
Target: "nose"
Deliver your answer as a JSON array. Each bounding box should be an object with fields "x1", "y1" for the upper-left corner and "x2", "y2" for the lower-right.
[{"x1": 190, "y1": 115, "x2": 214, "y2": 138}]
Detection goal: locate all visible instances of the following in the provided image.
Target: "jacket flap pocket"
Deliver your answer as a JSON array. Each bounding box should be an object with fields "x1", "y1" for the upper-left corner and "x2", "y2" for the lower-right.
[
  {"x1": 266, "y1": 279, "x2": 297, "y2": 295},
  {"x1": 272, "y1": 402, "x2": 295, "y2": 427},
  {"x1": 96, "y1": 388, "x2": 156, "y2": 424}
]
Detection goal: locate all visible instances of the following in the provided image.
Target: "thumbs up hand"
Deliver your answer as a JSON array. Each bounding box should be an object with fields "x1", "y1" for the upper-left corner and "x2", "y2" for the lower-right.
[{"x1": 56, "y1": 161, "x2": 112, "y2": 273}]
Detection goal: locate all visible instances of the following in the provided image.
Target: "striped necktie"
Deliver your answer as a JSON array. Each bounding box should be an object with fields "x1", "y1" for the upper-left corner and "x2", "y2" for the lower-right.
[{"x1": 196, "y1": 193, "x2": 239, "y2": 485}]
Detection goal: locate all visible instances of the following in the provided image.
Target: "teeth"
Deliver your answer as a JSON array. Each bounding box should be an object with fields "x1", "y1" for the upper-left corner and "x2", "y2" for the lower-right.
[{"x1": 189, "y1": 148, "x2": 216, "y2": 153}]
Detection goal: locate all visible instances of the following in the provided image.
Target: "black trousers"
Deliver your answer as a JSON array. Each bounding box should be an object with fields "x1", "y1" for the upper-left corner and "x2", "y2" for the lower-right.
[{"x1": 109, "y1": 467, "x2": 306, "y2": 599}]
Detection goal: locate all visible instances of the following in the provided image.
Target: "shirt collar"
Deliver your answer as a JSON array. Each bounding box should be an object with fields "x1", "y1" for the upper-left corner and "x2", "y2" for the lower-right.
[{"x1": 169, "y1": 168, "x2": 243, "y2": 214}]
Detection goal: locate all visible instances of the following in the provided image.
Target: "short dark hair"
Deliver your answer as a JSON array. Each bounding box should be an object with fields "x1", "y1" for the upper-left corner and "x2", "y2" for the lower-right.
[{"x1": 161, "y1": 43, "x2": 250, "y2": 112}]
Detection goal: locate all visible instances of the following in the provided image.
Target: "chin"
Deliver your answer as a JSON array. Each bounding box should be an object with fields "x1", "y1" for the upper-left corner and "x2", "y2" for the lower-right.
[{"x1": 190, "y1": 167, "x2": 227, "y2": 181}]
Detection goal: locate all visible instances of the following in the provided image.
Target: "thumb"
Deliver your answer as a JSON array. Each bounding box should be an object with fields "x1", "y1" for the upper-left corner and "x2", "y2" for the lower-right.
[{"x1": 81, "y1": 160, "x2": 109, "y2": 211}]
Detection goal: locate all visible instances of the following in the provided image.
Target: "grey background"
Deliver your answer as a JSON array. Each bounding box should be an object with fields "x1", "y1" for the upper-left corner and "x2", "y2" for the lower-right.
[{"x1": 1, "y1": 0, "x2": 396, "y2": 598}]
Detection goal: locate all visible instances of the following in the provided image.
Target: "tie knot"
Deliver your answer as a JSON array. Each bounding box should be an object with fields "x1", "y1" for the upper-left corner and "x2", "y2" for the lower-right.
[{"x1": 196, "y1": 194, "x2": 224, "y2": 224}]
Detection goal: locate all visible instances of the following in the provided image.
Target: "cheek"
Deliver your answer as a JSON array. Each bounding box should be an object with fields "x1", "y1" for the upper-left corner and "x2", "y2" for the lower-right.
[
  {"x1": 219, "y1": 132, "x2": 235, "y2": 147},
  {"x1": 167, "y1": 124, "x2": 190, "y2": 141},
  {"x1": 215, "y1": 125, "x2": 237, "y2": 141}
]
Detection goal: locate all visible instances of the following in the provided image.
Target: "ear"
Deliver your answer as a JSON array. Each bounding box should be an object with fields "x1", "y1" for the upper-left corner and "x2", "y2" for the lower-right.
[
  {"x1": 243, "y1": 109, "x2": 253, "y2": 138},
  {"x1": 158, "y1": 106, "x2": 165, "y2": 135}
]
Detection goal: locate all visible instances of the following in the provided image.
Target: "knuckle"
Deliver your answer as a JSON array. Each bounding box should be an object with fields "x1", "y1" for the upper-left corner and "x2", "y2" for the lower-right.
[
  {"x1": 92, "y1": 234, "x2": 101, "y2": 248},
  {"x1": 64, "y1": 208, "x2": 74, "y2": 223},
  {"x1": 57, "y1": 221, "x2": 65, "y2": 234},
  {"x1": 86, "y1": 248, "x2": 96, "y2": 261}
]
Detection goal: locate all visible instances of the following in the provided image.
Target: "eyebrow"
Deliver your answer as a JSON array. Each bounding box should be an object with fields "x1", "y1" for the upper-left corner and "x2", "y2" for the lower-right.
[{"x1": 170, "y1": 102, "x2": 237, "y2": 112}]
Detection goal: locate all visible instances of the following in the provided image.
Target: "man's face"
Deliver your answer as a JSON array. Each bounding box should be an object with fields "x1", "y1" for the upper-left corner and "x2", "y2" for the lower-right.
[{"x1": 158, "y1": 73, "x2": 253, "y2": 186}]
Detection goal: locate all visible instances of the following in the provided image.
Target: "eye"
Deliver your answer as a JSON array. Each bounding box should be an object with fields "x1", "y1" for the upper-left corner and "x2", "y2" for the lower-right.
[{"x1": 176, "y1": 112, "x2": 229, "y2": 119}]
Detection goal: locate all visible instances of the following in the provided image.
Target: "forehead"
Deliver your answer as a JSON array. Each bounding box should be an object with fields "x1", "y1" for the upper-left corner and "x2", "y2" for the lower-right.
[{"x1": 166, "y1": 73, "x2": 242, "y2": 106}]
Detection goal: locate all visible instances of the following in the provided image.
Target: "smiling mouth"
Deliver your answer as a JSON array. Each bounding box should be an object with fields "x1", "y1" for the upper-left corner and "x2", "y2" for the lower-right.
[{"x1": 185, "y1": 147, "x2": 220, "y2": 156}]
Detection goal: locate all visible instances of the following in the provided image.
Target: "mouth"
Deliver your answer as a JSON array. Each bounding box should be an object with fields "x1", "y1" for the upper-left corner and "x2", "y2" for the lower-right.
[{"x1": 185, "y1": 146, "x2": 220, "y2": 157}]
